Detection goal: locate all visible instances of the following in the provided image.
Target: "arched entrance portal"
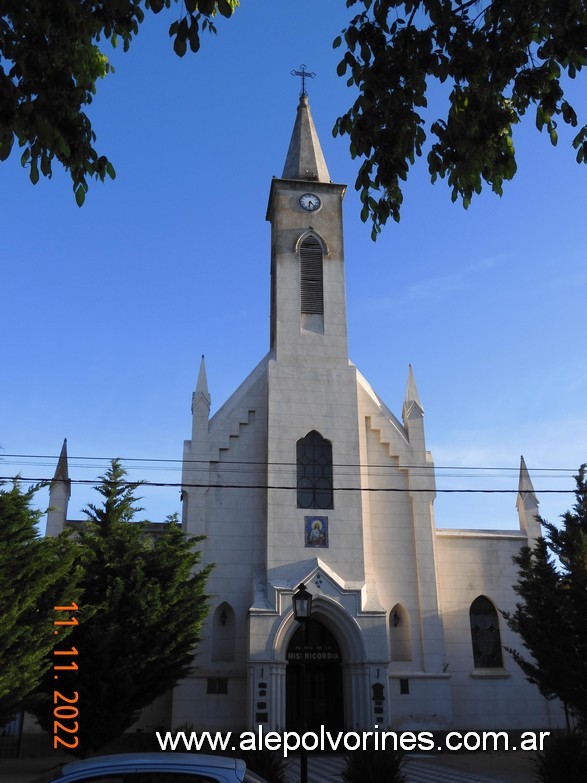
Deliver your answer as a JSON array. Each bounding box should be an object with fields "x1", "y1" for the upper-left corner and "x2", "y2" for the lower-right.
[{"x1": 285, "y1": 618, "x2": 343, "y2": 732}]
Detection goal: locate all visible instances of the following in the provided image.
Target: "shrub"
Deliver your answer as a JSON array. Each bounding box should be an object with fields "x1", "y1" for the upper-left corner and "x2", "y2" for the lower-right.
[
  {"x1": 238, "y1": 748, "x2": 288, "y2": 783},
  {"x1": 171, "y1": 725, "x2": 287, "y2": 783},
  {"x1": 534, "y1": 731, "x2": 587, "y2": 783},
  {"x1": 340, "y1": 740, "x2": 406, "y2": 783}
]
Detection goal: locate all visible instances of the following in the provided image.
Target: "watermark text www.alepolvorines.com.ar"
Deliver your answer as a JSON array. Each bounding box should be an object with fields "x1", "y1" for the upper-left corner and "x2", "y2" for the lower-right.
[{"x1": 156, "y1": 726, "x2": 551, "y2": 757}]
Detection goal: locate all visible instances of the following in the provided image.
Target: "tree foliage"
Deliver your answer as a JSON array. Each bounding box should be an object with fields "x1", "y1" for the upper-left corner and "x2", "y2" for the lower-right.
[
  {"x1": 0, "y1": 480, "x2": 81, "y2": 725},
  {"x1": 0, "y1": 0, "x2": 238, "y2": 205},
  {"x1": 333, "y1": 0, "x2": 587, "y2": 237},
  {"x1": 2, "y1": 1, "x2": 586, "y2": 230},
  {"x1": 503, "y1": 464, "x2": 587, "y2": 727},
  {"x1": 340, "y1": 739, "x2": 407, "y2": 783},
  {"x1": 30, "y1": 460, "x2": 211, "y2": 755},
  {"x1": 534, "y1": 731, "x2": 587, "y2": 783}
]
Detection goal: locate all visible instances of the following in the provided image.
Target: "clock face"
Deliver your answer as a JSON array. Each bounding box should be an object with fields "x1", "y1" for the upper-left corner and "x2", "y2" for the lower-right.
[{"x1": 299, "y1": 193, "x2": 321, "y2": 212}]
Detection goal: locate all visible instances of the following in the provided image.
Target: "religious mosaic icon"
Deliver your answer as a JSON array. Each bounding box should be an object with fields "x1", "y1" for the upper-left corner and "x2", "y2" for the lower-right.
[{"x1": 305, "y1": 516, "x2": 328, "y2": 547}]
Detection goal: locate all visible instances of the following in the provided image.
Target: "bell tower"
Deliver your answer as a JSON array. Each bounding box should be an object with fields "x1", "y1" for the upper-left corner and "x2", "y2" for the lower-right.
[
  {"x1": 266, "y1": 94, "x2": 348, "y2": 366},
  {"x1": 264, "y1": 94, "x2": 366, "y2": 582}
]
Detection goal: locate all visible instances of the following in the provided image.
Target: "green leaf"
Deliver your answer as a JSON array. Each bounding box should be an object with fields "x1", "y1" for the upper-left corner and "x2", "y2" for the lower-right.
[
  {"x1": 75, "y1": 185, "x2": 86, "y2": 207},
  {"x1": 106, "y1": 162, "x2": 116, "y2": 180},
  {"x1": 40, "y1": 155, "x2": 51, "y2": 177},
  {"x1": 561, "y1": 101, "x2": 577, "y2": 127},
  {"x1": 189, "y1": 22, "x2": 200, "y2": 53},
  {"x1": 173, "y1": 34, "x2": 187, "y2": 57},
  {"x1": 217, "y1": 0, "x2": 234, "y2": 17},
  {"x1": 536, "y1": 105, "x2": 545, "y2": 131},
  {"x1": 198, "y1": 0, "x2": 216, "y2": 14},
  {"x1": 30, "y1": 160, "x2": 39, "y2": 185},
  {"x1": 346, "y1": 25, "x2": 358, "y2": 49},
  {"x1": 0, "y1": 136, "x2": 13, "y2": 162},
  {"x1": 58, "y1": 137, "x2": 71, "y2": 158}
]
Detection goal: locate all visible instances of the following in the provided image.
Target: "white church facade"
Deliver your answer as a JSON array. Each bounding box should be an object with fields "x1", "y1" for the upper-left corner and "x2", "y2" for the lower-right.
[
  {"x1": 172, "y1": 95, "x2": 560, "y2": 735},
  {"x1": 47, "y1": 95, "x2": 561, "y2": 737}
]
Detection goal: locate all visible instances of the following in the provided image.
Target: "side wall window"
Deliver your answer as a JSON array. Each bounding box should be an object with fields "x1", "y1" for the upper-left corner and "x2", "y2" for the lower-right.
[
  {"x1": 297, "y1": 431, "x2": 333, "y2": 509},
  {"x1": 469, "y1": 595, "x2": 504, "y2": 668}
]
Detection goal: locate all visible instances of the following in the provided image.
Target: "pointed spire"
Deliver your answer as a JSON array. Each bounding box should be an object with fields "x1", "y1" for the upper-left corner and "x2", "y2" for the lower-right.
[
  {"x1": 403, "y1": 364, "x2": 424, "y2": 419},
  {"x1": 192, "y1": 354, "x2": 211, "y2": 419},
  {"x1": 282, "y1": 95, "x2": 331, "y2": 182},
  {"x1": 196, "y1": 354, "x2": 210, "y2": 401},
  {"x1": 517, "y1": 455, "x2": 539, "y2": 509},
  {"x1": 517, "y1": 455, "x2": 540, "y2": 541},
  {"x1": 52, "y1": 438, "x2": 69, "y2": 483},
  {"x1": 402, "y1": 365, "x2": 426, "y2": 453},
  {"x1": 47, "y1": 439, "x2": 71, "y2": 536}
]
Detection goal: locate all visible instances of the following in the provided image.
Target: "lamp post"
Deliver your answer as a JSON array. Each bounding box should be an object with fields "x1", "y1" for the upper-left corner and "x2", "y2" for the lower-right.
[{"x1": 292, "y1": 582, "x2": 312, "y2": 783}]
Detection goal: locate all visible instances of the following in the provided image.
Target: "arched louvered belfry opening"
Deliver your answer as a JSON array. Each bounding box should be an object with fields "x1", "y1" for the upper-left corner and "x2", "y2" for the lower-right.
[
  {"x1": 300, "y1": 234, "x2": 324, "y2": 334},
  {"x1": 469, "y1": 595, "x2": 504, "y2": 668}
]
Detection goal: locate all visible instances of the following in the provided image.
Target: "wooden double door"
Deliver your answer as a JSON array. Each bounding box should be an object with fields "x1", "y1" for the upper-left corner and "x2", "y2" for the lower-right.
[{"x1": 285, "y1": 619, "x2": 344, "y2": 733}]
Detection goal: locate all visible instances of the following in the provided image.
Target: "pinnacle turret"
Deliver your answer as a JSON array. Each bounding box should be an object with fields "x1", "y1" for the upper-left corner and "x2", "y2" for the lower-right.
[
  {"x1": 191, "y1": 355, "x2": 211, "y2": 442},
  {"x1": 402, "y1": 365, "x2": 426, "y2": 454},
  {"x1": 192, "y1": 355, "x2": 211, "y2": 415},
  {"x1": 52, "y1": 438, "x2": 70, "y2": 484},
  {"x1": 517, "y1": 455, "x2": 538, "y2": 503},
  {"x1": 196, "y1": 355, "x2": 210, "y2": 400},
  {"x1": 402, "y1": 364, "x2": 424, "y2": 421},
  {"x1": 47, "y1": 439, "x2": 70, "y2": 537},
  {"x1": 516, "y1": 455, "x2": 541, "y2": 542}
]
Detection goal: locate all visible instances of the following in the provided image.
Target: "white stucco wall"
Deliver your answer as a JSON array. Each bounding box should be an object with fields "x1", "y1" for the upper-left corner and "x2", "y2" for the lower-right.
[{"x1": 435, "y1": 530, "x2": 564, "y2": 730}]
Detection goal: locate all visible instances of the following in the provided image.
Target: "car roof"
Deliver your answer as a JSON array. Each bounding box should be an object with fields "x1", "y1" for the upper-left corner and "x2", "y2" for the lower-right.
[{"x1": 54, "y1": 753, "x2": 247, "y2": 782}]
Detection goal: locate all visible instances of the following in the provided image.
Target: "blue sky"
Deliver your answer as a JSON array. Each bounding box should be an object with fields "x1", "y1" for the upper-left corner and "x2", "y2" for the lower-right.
[{"x1": 2, "y1": 1, "x2": 586, "y2": 532}]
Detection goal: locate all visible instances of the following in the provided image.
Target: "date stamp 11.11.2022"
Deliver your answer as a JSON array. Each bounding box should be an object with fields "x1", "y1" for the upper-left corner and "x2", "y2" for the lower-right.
[{"x1": 52, "y1": 602, "x2": 80, "y2": 751}]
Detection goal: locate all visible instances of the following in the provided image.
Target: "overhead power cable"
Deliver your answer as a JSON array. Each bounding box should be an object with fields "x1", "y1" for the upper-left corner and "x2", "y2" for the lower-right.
[
  {"x1": 0, "y1": 476, "x2": 575, "y2": 494},
  {"x1": 0, "y1": 453, "x2": 579, "y2": 474}
]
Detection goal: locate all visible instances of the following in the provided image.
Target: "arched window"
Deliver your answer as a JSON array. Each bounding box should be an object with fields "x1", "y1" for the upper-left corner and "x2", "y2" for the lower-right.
[
  {"x1": 297, "y1": 431, "x2": 333, "y2": 509},
  {"x1": 211, "y1": 602, "x2": 236, "y2": 662},
  {"x1": 469, "y1": 596, "x2": 503, "y2": 668},
  {"x1": 300, "y1": 236, "x2": 324, "y2": 316}
]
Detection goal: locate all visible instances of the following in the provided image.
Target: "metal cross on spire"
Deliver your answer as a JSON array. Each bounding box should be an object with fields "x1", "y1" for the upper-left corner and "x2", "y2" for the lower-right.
[{"x1": 291, "y1": 64, "x2": 316, "y2": 97}]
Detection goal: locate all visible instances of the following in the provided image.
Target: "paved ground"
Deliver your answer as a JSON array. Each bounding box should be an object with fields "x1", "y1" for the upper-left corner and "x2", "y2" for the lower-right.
[
  {"x1": 0, "y1": 751, "x2": 537, "y2": 783},
  {"x1": 285, "y1": 752, "x2": 536, "y2": 783},
  {"x1": 408, "y1": 754, "x2": 535, "y2": 783}
]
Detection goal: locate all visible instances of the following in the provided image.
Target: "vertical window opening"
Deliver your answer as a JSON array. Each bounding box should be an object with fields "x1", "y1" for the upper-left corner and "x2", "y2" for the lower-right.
[
  {"x1": 470, "y1": 595, "x2": 504, "y2": 668},
  {"x1": 300, "y1": 237, "x2": 324, "y2": 334},
  {"x1": 297, "y1": 431, "x2": 333, "y2": 509}
]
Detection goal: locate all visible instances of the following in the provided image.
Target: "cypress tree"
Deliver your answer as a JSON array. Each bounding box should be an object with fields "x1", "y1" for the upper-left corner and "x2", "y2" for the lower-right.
[
  {"x1": 0, "y1": 480, "x2": 80, "y2": 724},
  {"x1": 504, "y1": 464, "x2": 587, "y2": 726},
  {"x1": 31, "y1": 460, "x2": 211, "y2": 755}
]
